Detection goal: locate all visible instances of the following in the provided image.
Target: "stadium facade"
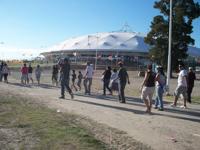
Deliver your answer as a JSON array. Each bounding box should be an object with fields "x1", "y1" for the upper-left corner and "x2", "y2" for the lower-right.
[{"x1": 41, "y1": 31, "x2": 200, "y2": 66}]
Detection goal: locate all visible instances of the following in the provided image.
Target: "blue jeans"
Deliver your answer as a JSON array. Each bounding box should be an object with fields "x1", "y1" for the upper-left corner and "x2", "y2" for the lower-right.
[
  {"x1": 84, "y1": 78, "x2": 92, "y2": 94},
  {"x1": 155, "y1": 86, "x2": 164, "y2": 109},
  {"x1": 61, "y1": 79, "x2": 72, "y2": 97}
]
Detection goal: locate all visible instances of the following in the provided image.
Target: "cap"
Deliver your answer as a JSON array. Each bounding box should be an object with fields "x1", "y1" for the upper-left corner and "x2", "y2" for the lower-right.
[
  {"x1": 156, "y1": 65, "x2": 163, "y2": 70},
  {"x1": 189, "y1": 67, "x2": 193, "y2": 70},
  {"x1": 156, "y1": 65, "x2": 161, "y2": 68},
  {"x1": 118, "y1": 61, "x2": 123, "y2": 65}
]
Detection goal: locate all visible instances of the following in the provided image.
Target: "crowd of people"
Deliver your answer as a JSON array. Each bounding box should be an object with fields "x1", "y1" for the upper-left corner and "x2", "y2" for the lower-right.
[
  {"x1": 0, "y1": 59, "x2": 197, "y2": 114},
  {"x1": 20, "y1": 63, "x2": 42, "y2": 85}
]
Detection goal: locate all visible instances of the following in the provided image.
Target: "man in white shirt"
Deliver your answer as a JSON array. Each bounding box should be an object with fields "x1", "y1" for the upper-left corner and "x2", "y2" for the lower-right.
[
  {"x1": 83, "y1": 62, "x2": 94, "y2": 95},
  {"x1": 171, "y1": 64, "x2": 188, "y2": 108}
]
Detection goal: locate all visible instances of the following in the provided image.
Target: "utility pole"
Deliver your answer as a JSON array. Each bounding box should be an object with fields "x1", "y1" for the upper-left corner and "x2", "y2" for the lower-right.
[{"x1": 166, "y1": 0, "x2": 173, "y2": 94}]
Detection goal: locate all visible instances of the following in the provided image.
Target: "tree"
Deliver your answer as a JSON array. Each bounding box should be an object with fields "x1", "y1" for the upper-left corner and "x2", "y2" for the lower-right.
[{"x1": 145, "y1": 0, "x2": 200, "y2": 71}]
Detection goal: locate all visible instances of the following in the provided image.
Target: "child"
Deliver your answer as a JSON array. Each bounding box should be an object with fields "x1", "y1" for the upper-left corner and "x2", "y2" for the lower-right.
[
  {"x1": 71, "y1": 70, "x2": 78, "y2": 91},
  {"x1": 52, "y1": 65, "x2": 59, "y2": 86},
  {"x1": 35, "y1": 65, "x2": 41, "y2": 85},
  {"x1": 77, "y1": 71, "x2": 83, "y2": 90}
]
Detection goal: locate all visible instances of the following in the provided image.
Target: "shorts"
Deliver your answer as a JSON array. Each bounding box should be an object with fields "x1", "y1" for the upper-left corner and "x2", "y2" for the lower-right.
[
  {"x1": 141, "y1": 86, "x2": 155, "y2": 100},
  {"x1": 174, "y1": 86, "x2": 187, "y2": 99},
  {"x1": 28, "y1": 73, "x2": 32, "y2": 79},
  {"x1": 21, "y1": 74, "x2": 28, "y2": 81},
  {"x1": 36, "y1": 74, "x2": 41, "y2": 80}
]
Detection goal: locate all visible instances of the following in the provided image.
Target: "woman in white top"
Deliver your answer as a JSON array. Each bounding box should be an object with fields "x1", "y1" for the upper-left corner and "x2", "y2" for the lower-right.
[{"x1": 110, "y1": 68, "x2": 119, "y2": 92}]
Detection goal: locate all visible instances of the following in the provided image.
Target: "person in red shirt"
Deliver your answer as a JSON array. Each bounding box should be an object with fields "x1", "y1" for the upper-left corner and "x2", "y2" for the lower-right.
[{"x1": 21, "y1": 63, "x2": 28, "y2": 84}]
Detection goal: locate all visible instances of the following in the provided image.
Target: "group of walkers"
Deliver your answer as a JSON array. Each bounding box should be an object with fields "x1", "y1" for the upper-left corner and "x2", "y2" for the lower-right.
[
  {"x1": 58, "y1": 58, "x2": 131, "y2": 104},
  {"x1": 20, "y1": 63, "x2": 41, "y2": 85},
  {"x1": 141, "y1": 63, "x2": 196, "y2": 114},
  {"x1": 50, "y1": 59, "x2": 197, "y2": 113},
  {"x1": 0, "y1": 59, "x2": 197, "y2": 114}
]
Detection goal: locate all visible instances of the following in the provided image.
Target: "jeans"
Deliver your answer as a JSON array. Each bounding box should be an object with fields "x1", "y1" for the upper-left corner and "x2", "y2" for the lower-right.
[
  {"x1": 61, "y1": 79, "x2": 72, "y2": 97},
  {"x1": 155, "y1": 86, "x2": 164, "y2": 109},
  {"x1": 103, "y1": 79, "x2": 111, "y2": 95},
  {"x1": 0, "y1": 71, "x2": 2, "y2": 81},
  {"x1": 187, "y1": 86, "x2": 193, "y2": 103},
  {"x1": 119, "y1": 82, "x2": 126, "y2": 102},
  {"x1": 84, "y1": 78, "x2": 92, "y2": 94}
]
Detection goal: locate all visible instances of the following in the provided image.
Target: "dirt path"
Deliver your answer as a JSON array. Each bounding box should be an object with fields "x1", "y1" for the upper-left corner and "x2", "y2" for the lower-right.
[{"x1": 1, "y1": 78, "x2": 200, "y2": 150}]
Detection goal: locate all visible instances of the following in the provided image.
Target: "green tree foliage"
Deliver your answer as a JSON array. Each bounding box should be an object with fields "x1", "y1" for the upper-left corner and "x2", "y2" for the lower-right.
[{"x1": 145, "y1": 0, "x2": 200, "y2": 70}]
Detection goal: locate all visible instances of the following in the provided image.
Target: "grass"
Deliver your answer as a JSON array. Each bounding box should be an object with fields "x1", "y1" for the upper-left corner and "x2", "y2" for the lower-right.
[
  {"x1": 191, "y1": 96, "x2": 200, "y2": 104},
  {"x1": 0, "y1": 94, "x2": 108, "y2": 150}
]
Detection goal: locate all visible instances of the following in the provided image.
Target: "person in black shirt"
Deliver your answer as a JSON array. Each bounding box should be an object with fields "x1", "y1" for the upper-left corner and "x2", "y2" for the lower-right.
[
  {"x1": 28, "y1": 64, "x2": 34, "y2": 84},
  {"x1": 118, "y1": 62, "x2": 130, "y2": 103},
  {"x1": 59, "y1": 58, "x2": 74, "y2": 99},
  {"x1": 71, "y1": 70, "x2": 78, "y2": 91},
  {"x1": 102, "y1": 66, "x2": 112, "y2": 95},
  {"x1": 52, "y1": 65, "x2": 59, "y2": 86},
  {"x1": 141, "y1": 64, "x2": 156, "y2": 114},
  {"x1": 77, "y1": 71, "x2": 83, "y2": 91},
  {"x1": 187, "y1": 67, "x2": 196, "y2": 103},
  {"x1": 0, "y1": 61, "x2": 4, "y2": 82}
]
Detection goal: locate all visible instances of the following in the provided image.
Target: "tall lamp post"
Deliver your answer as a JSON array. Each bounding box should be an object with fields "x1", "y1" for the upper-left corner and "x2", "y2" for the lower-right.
[
  {"x1": 95, "y1": 34, "x2": 99, "y2": 70},
  {"x1": 166, "y1": 0, "x2": 173, "y2": 94}
]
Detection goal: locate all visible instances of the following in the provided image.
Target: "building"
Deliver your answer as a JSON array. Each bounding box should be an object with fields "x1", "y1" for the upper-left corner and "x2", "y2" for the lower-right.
[{"x1": 41, "y1": 31, "x2": 200, "y2": 67}]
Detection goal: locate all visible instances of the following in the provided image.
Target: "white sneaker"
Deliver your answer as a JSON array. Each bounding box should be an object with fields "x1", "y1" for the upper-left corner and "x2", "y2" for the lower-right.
[
  {"x1": 170, "y1": 104, "x2": 176, "y2": 107},
  {"x1": 180, "y1": 105, "x2": 187, "y2": 109}
]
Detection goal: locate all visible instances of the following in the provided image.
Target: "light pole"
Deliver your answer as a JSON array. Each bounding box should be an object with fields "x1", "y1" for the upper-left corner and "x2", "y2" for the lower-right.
[
  {"x1": 166, "y1": 0, "x2": 173, "y2": 94},
  {"x1": 95, "y1": 35, "x2": 99, "y2": 70}
]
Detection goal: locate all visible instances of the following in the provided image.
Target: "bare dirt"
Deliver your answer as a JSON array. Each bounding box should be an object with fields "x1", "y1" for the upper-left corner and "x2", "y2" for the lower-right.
[{"x1": 0, "y1": 73, "x2": 200, "y2": 150}]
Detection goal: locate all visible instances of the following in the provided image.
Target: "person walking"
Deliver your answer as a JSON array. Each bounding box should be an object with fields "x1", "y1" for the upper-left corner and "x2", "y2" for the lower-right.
[
  {"x1": 77, "y1": 71, "x2": 83, "y2": 91},
  {"x1": 35, "y1": 65, "x2": 42, "y2": 85},
  {"x1": 187, "y1": 67, "x2": 196, "y2": 103},
  {"x1": 71, "y1": 70, "x2": 78, "y2": 91},
  {"x1": 2, "y1": 63, "x2": 10, "y2": 83},
  {"x1": 28, "y1": 64, "x2": 34, "y2": 84},
  {"x1": 0, "y1": 62, "x2": 4, "y2": 82},
  {"x1": 52, "y1": 65, "x2": 59, "y2": 86},
  {"x1": 141, "y1": 64, "x2": 156, "y2": 114},
  {"x1": 117, "y1": 62, "x2": 130, "y2": 103},
  {"x1": 21, "y1": 63, "x2": 28, "y2": 84},
  {"x1": 59, "y1": 58, "x2": 74, "y2": 99},
  {"x1": 171, "y1": 64, "x2": 188, "y2": 108},
  {"x1": 110, "y1": 68, "x2": 119, "y2": 93},
  {"x1": 154, "y1": 66, "x2": 166, "y2": 111},
  {"x1": 84, "y1": 62, "x2": 94, "y2": 95},
  {"x1": 102, "y1": 66, "x2": 112, "y2": 95}
]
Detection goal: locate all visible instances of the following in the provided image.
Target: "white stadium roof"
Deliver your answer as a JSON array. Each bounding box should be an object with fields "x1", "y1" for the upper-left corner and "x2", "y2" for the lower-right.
[{"x1": 46, "y1": 32, "x2": 200, "y2": 56}]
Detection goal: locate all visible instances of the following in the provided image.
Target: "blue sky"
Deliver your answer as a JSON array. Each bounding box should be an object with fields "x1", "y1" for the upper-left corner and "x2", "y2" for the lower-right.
[{"x1": 0, "y1": 0, "x2": 199, "y2": 59}]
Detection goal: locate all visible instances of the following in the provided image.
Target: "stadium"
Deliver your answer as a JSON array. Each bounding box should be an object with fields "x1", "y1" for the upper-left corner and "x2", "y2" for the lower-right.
[{"x1": 41, "y1": 31, "x2": 200, "y2": 67}]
